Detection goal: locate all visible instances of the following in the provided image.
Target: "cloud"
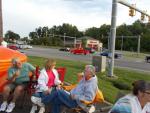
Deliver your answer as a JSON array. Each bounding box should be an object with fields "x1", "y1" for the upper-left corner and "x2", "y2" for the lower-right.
[{"x1": 2, "y1": 0, "x2": 150, "y2": 37}]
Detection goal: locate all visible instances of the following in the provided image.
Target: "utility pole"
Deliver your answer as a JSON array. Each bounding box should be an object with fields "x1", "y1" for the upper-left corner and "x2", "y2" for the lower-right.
[
  {"x1": 108, "y1": 0, "x2": 117, "y2": 77},
  {"x1": 108, "y1": 0, "x2": 150, "y2": 77},
  {"x1": 121, "y1": 35, "x2": 123, "y2": 51},
  {"x1": 64, "y1": 33, "x2": 66, "y2": 47},
  {"x1": 0, "y1": 0, "x2": 2, "y2": 37},
  {"x1": 74, "y1": 37, "x2": 76, "y2": 48},
  {"x1": 137, "y1": 35, "x2": 141, "y2": 56}
]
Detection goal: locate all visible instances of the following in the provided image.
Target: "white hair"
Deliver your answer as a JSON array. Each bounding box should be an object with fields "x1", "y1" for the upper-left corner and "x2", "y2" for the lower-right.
[{"x1": 85, "y1": 65, "x2": 96, "y2": 76}]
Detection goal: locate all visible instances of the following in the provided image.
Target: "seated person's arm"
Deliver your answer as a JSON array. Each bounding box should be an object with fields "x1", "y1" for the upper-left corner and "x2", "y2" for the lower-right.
[
  {"x1": 27, "y1": 63, "x2": 36, "y2": 75},
  {"x1": 109, "y1": 98, "x2": 131, "y2": 113},
  {"x1": 37, "y1": 71, "x2": 52, "y2": 95},
  {"x1": 71, "y1": 82, "x2": 97, "y2": 104},
  {"x1": 7, "y1": 69, "x2": 20, "y2": 82}
]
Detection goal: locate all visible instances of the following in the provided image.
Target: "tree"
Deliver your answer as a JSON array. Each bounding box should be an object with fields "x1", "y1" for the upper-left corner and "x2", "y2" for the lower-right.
[
  {"x1": 85, "y1": 27, "x2": 100, "y2": 39},
  {"x1": 5, "y1": 30, "x2": 20, "y2": 42}
]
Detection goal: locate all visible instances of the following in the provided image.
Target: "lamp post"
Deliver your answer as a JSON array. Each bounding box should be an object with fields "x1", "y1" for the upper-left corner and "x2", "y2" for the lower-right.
[{"x1": 0, "y1": 0, "x2": 2, "y2": 37}]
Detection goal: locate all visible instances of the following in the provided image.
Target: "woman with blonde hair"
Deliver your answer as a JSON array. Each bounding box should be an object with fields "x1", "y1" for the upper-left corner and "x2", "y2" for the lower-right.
[{"x1": 30, "y1": 58, "x2": 62, "y2": 113}]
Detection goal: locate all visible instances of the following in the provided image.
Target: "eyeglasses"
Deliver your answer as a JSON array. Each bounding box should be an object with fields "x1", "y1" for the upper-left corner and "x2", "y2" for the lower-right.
[{"x1": 144, "y1": 91, "x2": 150, "y2": 95}]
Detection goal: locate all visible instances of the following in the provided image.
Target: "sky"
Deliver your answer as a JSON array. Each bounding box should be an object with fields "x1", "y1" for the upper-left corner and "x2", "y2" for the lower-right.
[{"x1": 2, "y1": 0, "x2": 150, "y2": 37}]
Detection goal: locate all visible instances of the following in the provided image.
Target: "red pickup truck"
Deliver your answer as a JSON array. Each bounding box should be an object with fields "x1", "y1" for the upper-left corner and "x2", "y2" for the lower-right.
[{"x1": 70, "y1": 48, "x2": 89, "y2": 55}]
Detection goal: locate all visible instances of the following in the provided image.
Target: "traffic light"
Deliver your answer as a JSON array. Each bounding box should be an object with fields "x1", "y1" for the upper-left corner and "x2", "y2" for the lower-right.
[
  {"x1": 129, "y1": 7, "x2": 135, "y2": 17},
  {"x1": 141, "y1": 13, "x2": 145, "y2": 21}
]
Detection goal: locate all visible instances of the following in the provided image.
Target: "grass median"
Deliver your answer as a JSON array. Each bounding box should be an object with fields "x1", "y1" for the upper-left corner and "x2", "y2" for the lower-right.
[{"x1": 28, "y1": 56, "x2": 150, "y2": 103}]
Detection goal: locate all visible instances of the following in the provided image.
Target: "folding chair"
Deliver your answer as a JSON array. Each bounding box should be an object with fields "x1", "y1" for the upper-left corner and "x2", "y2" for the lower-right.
[
  {"x1": 56, "y1": 67, "x2": 66, "y2": 83},
  {"x1": 20, "y1": 66, "x2": 40, "y2": 108},
  {"x1": 63, "y1": 84, "x2": 105, "y2": 113}
]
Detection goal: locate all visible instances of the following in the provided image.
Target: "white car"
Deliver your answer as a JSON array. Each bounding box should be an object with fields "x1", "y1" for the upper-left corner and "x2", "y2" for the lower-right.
[{"x1": 18, "y1": 44, "x2": 32, "y2": 49}]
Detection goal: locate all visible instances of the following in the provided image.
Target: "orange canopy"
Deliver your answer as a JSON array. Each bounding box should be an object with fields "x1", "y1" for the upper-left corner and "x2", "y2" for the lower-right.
[{"x1": 0, "y1": 46, "x2": 27, "y2": 92}]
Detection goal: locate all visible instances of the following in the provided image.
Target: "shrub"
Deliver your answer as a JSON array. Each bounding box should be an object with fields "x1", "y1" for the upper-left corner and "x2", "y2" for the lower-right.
[{"x1": 112, "y1": 80, "x2": 131, "y2": 90}]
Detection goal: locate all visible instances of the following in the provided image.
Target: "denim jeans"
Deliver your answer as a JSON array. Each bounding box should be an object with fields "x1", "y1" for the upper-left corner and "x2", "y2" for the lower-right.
[{"x1": 42, "y1": 89, "x2": 78, "y2": 113}]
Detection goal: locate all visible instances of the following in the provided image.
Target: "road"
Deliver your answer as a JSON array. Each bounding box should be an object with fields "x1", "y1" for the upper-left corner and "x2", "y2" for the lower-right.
[{"x1": 21, "y1": 47, "x2": 150, "y2": 72}]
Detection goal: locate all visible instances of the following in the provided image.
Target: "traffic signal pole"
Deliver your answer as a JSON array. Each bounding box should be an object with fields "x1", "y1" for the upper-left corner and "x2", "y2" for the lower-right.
[
  {"x1": 118, "y1": 0, "x2": 150, "y2": 17},
  {"x1": 108, "y1": 0, "x2": 150, "y2": 77},
  {"x1": 108, "y1": 0, "x2": 117, "y2": 77}
]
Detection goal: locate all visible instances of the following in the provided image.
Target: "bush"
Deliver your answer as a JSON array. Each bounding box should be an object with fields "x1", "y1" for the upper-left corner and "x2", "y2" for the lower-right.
[{"x1": 112, "y1": 80, "x2": 131, "y2": 90}]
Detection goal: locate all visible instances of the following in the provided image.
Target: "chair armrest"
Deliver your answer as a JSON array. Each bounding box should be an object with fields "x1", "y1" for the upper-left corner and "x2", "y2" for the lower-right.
[
  {"x1": 80, "y1": 100, "x2": 93, "y2": 105},
  {"x1": 62, "y1": 84, "x2": 77, "y2": 91}
]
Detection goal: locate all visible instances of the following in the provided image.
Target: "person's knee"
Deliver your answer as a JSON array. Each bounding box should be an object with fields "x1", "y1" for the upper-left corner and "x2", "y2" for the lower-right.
[
  {"x1": 3, "y1": 85, "x2": 11, "y2": 93},
  {"x1": 14, "y1": 85, "x2": 24, "y2": 93},
  {"x1": 31, "y1": 96, "x2": 41, "y2": 104}
]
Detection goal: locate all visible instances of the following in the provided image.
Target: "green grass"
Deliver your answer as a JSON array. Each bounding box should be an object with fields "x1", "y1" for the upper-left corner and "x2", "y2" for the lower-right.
[{"x1": 28, "y1": 56, "x2": 150, "y2": 103}]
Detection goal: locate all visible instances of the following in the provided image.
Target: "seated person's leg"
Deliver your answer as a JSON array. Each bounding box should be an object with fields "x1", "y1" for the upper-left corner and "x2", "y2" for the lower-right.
[
  {"x1": 31, "y1": 92, "x2": 48, "y2": 113},
  {"x1": 50, "y1": 90, "x2": 78, "y2": 113},
  {"x1": 42, "y1": 89, "x2": 58, "y2": 104},
  {"x1": 0, "y1": 83, "x2": 16, "y2": 111},
  {"x1": 57, "y1": 90, "x2": 78, "y2": 108},
  {"x1": 5, "y1": 84, "x2": 25, "y2": 113}
]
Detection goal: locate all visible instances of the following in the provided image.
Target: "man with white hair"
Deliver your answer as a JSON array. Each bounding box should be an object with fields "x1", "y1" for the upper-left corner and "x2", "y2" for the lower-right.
[
  {"x1": 0, "y1": 58, "x2": 35, "y2": 113},
  {"x1": 42, "y1": 65, "x2": 98, "y2": 113}
]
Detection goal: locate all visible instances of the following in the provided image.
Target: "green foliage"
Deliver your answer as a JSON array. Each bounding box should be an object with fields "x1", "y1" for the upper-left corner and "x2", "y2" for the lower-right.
[
  {"x1": 4, "y1": 30, "x2": 20, "y2": 42},
  {"x1": 111, "y1": 80, "x2": 131, "y2": 90},
  {"x1": 81, "y1": 38, "x2": 87, "y2": 48},
  {"x1": 5, "y1": 19, "x2": 150, "y2": 52},
  {"x1": 29, "y1": 23, "x2": 83, "y2": 46}
]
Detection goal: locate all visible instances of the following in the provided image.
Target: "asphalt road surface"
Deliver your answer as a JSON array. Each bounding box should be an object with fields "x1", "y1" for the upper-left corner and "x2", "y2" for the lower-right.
[{"x1": 21, "y1": 47, "x2": 150, "y2": 72}]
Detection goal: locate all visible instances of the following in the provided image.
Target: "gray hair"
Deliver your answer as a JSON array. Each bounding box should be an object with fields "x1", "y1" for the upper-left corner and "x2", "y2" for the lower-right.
[
  {"x1": 85, "y1": 65, "x2": 96, "y2": 76},
  {"x1": 11, "y1": 58, "x2": 20, "y2": 65}
]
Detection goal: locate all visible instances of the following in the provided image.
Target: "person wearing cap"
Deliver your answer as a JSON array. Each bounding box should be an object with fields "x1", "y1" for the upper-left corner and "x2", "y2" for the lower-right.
[
  {"x1": 0, "y1": 58, "x2": 36, "y2": 113},
  {"x1": 109, "y1": 80, "x2": 150, "y2": 113},
  {"x1": 42, "y1": 65, "x2": 98, "y2": 113}
]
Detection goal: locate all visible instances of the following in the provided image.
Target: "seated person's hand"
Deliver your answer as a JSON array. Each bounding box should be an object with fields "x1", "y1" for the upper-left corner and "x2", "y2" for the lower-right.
[
  {"x1": 14, "y1": 70, "x2": 20, "y2": 77},
  {"x1": 71, "y1": 94, "x2": 76, "y2": 100},
  {"x1": 44, "y1": 88, "x2": 52, "y2": 95},
  {"x1": 56, "y1": 84, "x2": 62, "y2": 89}
]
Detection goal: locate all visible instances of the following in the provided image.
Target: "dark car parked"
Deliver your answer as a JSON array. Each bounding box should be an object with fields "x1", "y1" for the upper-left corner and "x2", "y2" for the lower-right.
[
  {"x1": 59, "y1": 47, "x2": 70, "y2": 52},
  {"x1": 145, "y1": 56, "x2": 150, "y2": 63},
  {"x1": 100, "y1": 51, "x2": 122, "y2": 59}
]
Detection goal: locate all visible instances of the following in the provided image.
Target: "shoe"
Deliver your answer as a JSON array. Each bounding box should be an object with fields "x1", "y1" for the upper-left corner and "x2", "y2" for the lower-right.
[
  {"x1": 31, "y1": 96, "x2": 44, "y2": 107},
  {"x1": 38, "y1": 106, "x2": 45, "y2": 113},
  {"x1": 30, "y1": 105, "x2": 38, "y2": 113},
  {"x1": 88, "y1": 105, "x2": 95, "y2": 113},
  {"x1": 5, "y1": 102, "x2": 15, "y2": 113},
  {"x1": 0, "y1": 101, "x2": 8, "y2": 111}
]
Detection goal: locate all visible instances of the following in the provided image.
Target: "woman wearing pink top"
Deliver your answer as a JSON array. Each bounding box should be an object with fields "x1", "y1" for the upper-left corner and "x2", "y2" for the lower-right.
[{"x1": 30, "y1": 59, "x2": 61, "y2": 113}]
